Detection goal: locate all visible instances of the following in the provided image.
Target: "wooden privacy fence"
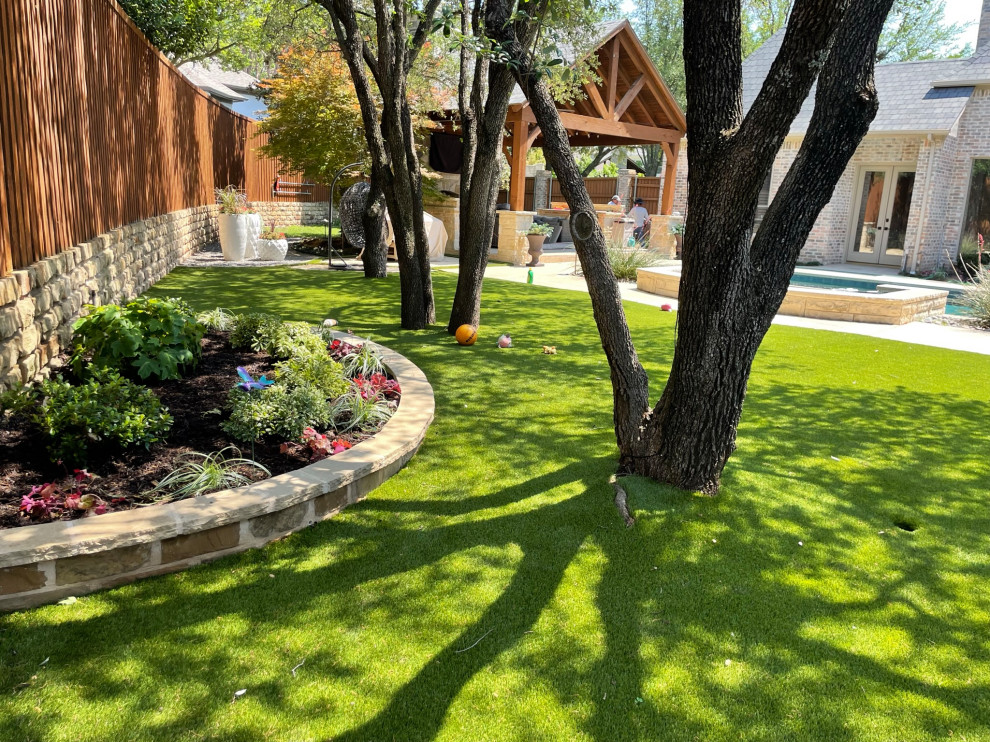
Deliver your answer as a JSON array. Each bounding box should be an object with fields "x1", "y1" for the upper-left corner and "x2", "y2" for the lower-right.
[
  {"x1": 498, "y1": 176, "x2": 665, "y2": 214},
  {"x1": 0, "y1": 0, "x2": 325, "y2": 277}
]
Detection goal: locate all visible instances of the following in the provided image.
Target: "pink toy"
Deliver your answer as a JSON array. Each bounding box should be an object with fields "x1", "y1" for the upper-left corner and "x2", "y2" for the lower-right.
[
  {"x1": 660, "y1": 304, "x2": 673, "y2": 312},
  {"x1": 497, "y1": 334, "x2": 512, "y2": 348}
]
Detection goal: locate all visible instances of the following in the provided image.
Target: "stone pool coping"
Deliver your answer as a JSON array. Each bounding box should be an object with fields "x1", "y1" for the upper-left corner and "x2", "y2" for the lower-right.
[
  {"x1": 637, "y1": 266, "x2": 949, "y2": 325},
  {"x1": 0, "y1": 335, "x2": 434, "y2": 612}
]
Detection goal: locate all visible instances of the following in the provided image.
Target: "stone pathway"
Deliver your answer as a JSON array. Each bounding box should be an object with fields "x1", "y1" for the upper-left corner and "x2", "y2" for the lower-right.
[
  {"x1": 181, "y1": 242, "x2": 317, "y2": 268},
  {"x1": 435, "y1": 261, "x2": 990, "y2": 357}
]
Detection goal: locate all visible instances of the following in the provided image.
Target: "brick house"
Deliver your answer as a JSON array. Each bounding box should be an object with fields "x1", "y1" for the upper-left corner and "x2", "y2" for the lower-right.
[{"x1": 671, "y1": 4, "x2": 990, "y2": 274}]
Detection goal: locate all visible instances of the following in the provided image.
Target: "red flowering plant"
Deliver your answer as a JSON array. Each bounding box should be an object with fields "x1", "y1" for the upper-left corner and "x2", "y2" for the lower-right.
[
  {"x1": 328, "y1": 338, "x2": 360, "y2": 362},
  {"x1": 353, "y1": 373, "x2": 401, "y2": 401},
  {"x1": 280, "y1": 427, "x2": 353, "y2": 462},
  {"x1": 20, "y1": 469, "x2": 111, "y2": 522}
]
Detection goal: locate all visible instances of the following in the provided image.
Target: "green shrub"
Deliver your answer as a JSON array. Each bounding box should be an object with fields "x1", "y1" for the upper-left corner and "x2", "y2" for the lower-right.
[
  {"x1": 71, "y1": 296, "x2": 204, "y2": 380},
  {"x1": 35, "y1": 370, "x2": 173, "y2": 463},
  {"x1": 230, "y1": 313, "x2": 324, "y2": 359},
  {"x1": 222, "y1": 384, "x2": 331, "y2": 442},
  {"x1": 606, "y1": 245, "x2": 662, "y2": 282},
  {"x1": 274, "y1": 352, "x2": 349, "y2": 399},
  {"x1": 229, "y1": 312, "x2": 283, "y2": 350},
  {"x1": 961, "y1": 266, "x2": 990, "y2": 327},
  {"x1": 0, "y1": 383, "x2": 36, "y2": 418}
]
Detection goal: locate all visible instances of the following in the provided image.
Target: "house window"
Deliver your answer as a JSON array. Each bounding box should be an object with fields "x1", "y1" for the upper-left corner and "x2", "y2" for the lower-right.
[
  {"x1": 754, "y1": 170, "x2": 773, "y2": 231},
  {"x1": 962, "y1": 159, "x2": 990, "y2": 254}
]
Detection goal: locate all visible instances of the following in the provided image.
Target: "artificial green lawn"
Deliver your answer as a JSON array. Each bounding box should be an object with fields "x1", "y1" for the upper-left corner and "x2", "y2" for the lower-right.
[
  {"x1": 2, "y1": 268, "x2": 989, "y2": 741},
  {"x1": 278, "y1": 224, "x2": 340, "y2": 238}
]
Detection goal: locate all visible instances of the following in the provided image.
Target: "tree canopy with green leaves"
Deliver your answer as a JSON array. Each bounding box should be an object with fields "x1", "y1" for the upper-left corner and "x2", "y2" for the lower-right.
[
  {"x1": 256, "y1": 47, "x2": 368, "y2": 183},
  {"x1": 117, "y1": 0, "x2": 326, "y2": 72},
  {"x1": 740, "y1": 0, "x2": 971, "y2": 59}
]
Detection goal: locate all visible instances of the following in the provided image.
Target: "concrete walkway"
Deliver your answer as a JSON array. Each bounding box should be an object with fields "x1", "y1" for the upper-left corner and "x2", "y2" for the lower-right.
[{"x1": 436, "y1": 261, "x2": 990, "y2": 356}]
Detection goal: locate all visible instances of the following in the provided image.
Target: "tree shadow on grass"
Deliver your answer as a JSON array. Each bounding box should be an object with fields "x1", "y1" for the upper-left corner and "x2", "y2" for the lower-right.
[{"x1": 2, "y1": 269, "x2": 986, "y2": 740}]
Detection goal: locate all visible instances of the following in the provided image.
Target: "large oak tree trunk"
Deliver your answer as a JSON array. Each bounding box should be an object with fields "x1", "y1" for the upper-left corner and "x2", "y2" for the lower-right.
[
  {"x1": 491, "y1": 0, "x2": 894, "y2": 493},
  {"x1": 447, "y1": 59, "x2": 517, "y2": 332},
  {"x1": 319, "y1": 0, "x2": 438, "y2": 328},
  {"x1": 446, "y1": 0, "x2": 537, "y2": 333},
  {"x1": 360, "y1": 184, "x2": 388, "y2": 279}
]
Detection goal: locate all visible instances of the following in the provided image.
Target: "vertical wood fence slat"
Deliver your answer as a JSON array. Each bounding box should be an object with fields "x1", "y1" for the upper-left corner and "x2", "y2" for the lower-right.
[
  {"x1": 0, "y1": 0, "x2": 323, "y2": 277},
  {"x1": 0, "y1": 2, "x2": 14, "y2": 277}
]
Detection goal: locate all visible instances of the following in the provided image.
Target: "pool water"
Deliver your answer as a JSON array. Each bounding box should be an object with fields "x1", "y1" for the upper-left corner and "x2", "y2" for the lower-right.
[{"x1": 790, "y1": 273, "x2": 969, "y2": 316}]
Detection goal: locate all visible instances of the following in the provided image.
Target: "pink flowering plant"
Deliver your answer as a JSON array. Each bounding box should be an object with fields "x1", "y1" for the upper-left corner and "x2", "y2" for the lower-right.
[
  {"x1": 20, "y1": 469, "x2": 110, "y2": 522},
  {"x1": 280, "y1": 427, "x2": 353, "y2": 462},
  {"x1": 353, "y1": 373, "x2": 401, "y2": 401}
]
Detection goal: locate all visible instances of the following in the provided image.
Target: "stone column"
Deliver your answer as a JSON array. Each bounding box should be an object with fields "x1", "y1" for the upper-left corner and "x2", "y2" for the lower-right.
[
  {"x1": 495, "y1": 210, "x2": 536, "y2": 266},
  {"x1": 532, "y1": 169, "x2": 552, "y2": 211},
  {"x1": 648, "y1": 215, "x2": 681, "y2": 258},
  {"x1": 616, "y1": 168, "x2": 637, "y2": 209}
]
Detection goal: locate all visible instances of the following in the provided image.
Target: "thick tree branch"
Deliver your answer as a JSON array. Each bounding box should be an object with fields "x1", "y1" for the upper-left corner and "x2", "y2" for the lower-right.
[
  {"x1": 682, "y1": 0, "x2": 743, "y2": 157},
  {"x1": 407, "y1": 0, "x2": 445, "y2": 71},
  {"x1": 486, "y1": 0, "x2": 652, "y2": 458}
]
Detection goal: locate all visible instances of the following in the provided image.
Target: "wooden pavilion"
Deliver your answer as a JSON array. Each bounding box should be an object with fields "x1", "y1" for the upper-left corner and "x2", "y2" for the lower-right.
[{"x1": 501, "y1": 20, "x2": 687, "y2": 213}]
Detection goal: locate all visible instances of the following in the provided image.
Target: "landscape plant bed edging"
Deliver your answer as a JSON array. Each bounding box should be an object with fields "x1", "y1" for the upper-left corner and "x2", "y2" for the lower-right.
[{"x1": 0, "y1": 335, "x2": 434, "y2": 612}]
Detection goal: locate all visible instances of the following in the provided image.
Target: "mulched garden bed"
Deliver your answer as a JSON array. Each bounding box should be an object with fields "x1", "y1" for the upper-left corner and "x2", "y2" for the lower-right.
[{"x1": 0, "y1": 332, "x2": 379, "y2": 529}]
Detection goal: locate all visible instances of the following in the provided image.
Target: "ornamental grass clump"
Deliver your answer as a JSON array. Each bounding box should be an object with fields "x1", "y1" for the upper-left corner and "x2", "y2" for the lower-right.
[
  {"x1": 605, "y1": 244, "x2": 662, "y2": 282},
  {"x1": 338, "y1": 339, "x2": 387, "y2": 378},
  {"x1": 196, "y1": 307, "x2": 236, "y2": 331},
  {"x1": 144, "y1": 447, "x2": 270, "y2": 502},
  {"x1": 961, "y1": 266, "x2": 990, "y2": 327},
  {"x1": 329, "y1": 387, "x2": 394, "y2": 433}
]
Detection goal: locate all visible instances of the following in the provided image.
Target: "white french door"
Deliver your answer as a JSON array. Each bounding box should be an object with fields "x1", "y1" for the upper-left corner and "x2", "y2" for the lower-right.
[{"x1": 847, "y1": 165, "x2": 916, "y2": 266}]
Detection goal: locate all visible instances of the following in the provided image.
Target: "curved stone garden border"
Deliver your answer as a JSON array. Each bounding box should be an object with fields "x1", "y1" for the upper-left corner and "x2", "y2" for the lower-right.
[{"x1": 0, "y1": 335, "x2": 434, "y2": 612}]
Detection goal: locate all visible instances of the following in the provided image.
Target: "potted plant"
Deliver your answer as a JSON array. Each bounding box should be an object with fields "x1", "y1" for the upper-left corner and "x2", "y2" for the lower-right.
[
  {"x1": 669, "y1": 220, "x2": 686, "y2": 258},
  {"x1": 256, "y1": 222, "x2": 289, "y2": 261},
  {"x1": 215, "y1": 186, "x2": 250, "y2": 261},
  {"x1": 524, "y1": 222, "x2": 554, "y2": 267}
]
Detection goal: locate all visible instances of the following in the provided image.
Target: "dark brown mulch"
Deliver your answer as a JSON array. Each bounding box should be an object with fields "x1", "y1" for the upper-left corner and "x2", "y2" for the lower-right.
[{"x1": 0, "y1": 332, "x2": 373, "y2": 529}]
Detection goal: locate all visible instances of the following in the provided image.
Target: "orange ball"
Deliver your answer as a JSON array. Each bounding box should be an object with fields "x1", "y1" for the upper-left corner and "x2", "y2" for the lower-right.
[{"x1": 455, "y1": 324, "x2": 478, "y2": 345}]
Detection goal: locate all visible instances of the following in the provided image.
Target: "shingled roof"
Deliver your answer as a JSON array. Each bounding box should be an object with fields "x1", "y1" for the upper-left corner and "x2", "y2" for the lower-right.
[{"x1": 743, "y1": 30, "x2": 976, "y2": 135}]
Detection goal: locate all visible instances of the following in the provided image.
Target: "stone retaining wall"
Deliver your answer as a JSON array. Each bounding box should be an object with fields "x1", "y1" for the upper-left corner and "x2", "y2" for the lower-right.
[
  {"x1": 0, "y1": 202, "x2": 329, "y2": 391},
  {"x1": 0, "y1": 205, "x2": 218, "y2": 390},
  {"x1": 0, "y1": 337, "x2": 435, "y2": 612},
  {"x1": 249, "y1": 201, "x2": 329, "y2": 227}
]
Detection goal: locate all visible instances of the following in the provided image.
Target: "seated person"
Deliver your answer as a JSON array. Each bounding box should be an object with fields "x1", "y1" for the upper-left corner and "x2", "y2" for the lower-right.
[
  {"x1": 629, "y1": 198, "x2": 650, "y2": 245},
  {"x1": 608, "y1": 195, "x2": 623, "y2": 210}
]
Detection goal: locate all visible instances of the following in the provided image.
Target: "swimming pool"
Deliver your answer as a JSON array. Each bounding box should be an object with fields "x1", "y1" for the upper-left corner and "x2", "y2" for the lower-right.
[{"x1": 790, "y1": 273, "x2": 968, "y2": 315}]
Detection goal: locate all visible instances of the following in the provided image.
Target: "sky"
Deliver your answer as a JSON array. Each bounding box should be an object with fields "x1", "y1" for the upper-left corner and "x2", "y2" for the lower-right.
[
  {"x1": 946, "y1": 0, "x2": 982, "y2": 48},
  {"x1": 619, "y1": 1, "x2": 984, "y2": 50}
]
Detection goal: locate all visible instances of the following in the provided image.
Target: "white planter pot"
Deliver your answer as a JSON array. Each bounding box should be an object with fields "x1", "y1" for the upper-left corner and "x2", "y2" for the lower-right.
[
  {"x1": 245, "y1": 213, "x2": 263, "y2": 259},
  {"x1": 256, "y1": 238, "x2": 289, "y2": 261},
  {"x1": 218, "y1": 214, "x2": 249, "y2": 261}
]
